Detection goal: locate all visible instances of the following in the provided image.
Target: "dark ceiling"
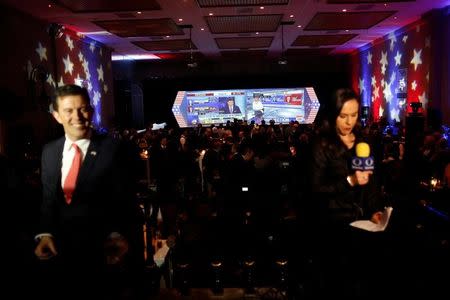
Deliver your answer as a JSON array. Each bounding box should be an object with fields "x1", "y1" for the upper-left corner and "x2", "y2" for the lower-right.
[{"x1": 1, "y1": 0, "x2": 448, "y2": 63}]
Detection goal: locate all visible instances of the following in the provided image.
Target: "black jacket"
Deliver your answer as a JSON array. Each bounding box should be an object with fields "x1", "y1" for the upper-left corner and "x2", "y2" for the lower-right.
[{"x1": 310, "y1": 134, "x2": 384, "y2": 226}]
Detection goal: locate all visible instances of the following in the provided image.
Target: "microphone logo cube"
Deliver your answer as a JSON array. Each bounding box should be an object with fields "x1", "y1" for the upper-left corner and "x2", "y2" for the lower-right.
[{"x1": 351, "y1": 156, "x2": 374, "y2": 170}]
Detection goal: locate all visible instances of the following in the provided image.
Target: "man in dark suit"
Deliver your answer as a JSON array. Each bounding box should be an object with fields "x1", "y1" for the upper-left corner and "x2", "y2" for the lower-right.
[
  {"x1": 34, "y1": 85, "x2": 142, "y2": 298},
  {"x1": 222, "y1": 97, "x2": 241, "y2": 114}
]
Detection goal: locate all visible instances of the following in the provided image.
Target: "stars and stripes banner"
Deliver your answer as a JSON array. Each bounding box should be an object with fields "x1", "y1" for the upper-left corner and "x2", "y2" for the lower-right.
[
  {"x1": 27, "y1": 26, "x2": 113, "y2": 128},
  {"x1": 352, "y1": 19, "x2": 430, "y2": 124}
]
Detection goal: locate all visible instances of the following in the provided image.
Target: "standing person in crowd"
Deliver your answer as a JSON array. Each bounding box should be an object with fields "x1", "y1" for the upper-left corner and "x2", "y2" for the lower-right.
[
  {"x1": 252, "y1": 93, "x2": 264, "y2": 123},
  {"x1": 309, "y1": 88, "x2": 386, "y2": 297},
  {"x1": 34, "y1": 84, "x2": 142, "y2": 299}
]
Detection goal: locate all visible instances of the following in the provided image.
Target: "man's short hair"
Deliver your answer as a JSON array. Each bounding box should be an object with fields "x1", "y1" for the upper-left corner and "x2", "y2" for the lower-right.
[{"x1": 52, "y1": 84, "x2": 91, "y2": 111}]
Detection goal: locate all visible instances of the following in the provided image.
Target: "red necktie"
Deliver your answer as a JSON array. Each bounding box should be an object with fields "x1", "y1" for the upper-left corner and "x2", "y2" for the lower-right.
[{"x1": 63, "y1": 143, "x2": 81, "y2": 204}]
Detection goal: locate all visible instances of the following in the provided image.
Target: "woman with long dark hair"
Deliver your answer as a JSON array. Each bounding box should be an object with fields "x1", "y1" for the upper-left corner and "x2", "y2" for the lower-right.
[{"x1": 310, "y1": 88, "x2": 386, "y2": 297}]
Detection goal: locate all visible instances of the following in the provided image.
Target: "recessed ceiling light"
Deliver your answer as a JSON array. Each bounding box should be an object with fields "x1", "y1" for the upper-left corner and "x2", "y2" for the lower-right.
[
  {"x1": 187, "y1": 61, "x2": 198, "y2": 68},
  {"x1": 289, "y1": 15, "x2": 294, "y2": 18},
  {"x1": 209, "y1": 12, "x2": 214, "y2": 16},
  {"x1": 297, "y1": 25, "x2": 302, "y2": 28},
  {"x1": 178, "y1": 18, "x2": 183, "y2": 22},
  {"x1": 78, "y1": 31, "x2": 112, "y2": 35},
  {"x1": 200, "y1": 28, "x2": 205, "y2": 31},
  {"x1": 166, "y1": 35, "x2": 170, "y2": 38},
  {"x1": 394, "y1": 16, "x2": 397, "y2": 19},
  {"x1": 345, "y1": 29, "x2": 349, "y2": 32},
  {"x1": 48, "y1": 4, "x2": 52, "y2": 8},
  {"x1": 112, "y1": 54, "x2": 160, "y2": 61},
  {"x1": 342, "y1": 9, "x2": 347, "y2": 12},
  {"x1": 260, "y1": 6, "x2": 264, "y2": 10},
  {"x1": 256, "y1": 32, "x2": 259, "y2": 35},
  {"x1": 137, "y1": 11, "x2": 142, "y2": 14}
]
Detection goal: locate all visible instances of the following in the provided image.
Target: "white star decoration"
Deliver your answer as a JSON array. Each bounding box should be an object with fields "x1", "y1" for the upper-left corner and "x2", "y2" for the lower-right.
[
  {"x1": 383, "y1": 80, "x2": 393, "y2": 104},
  {"x1": 394, "y1": 51, "x2": 402, "y2": 66},
  {"x1": 411, "y1": 80, "x2": 417, "y2": 91},
  {"x1": 418, "y1": 91, "x2": 428, "y2": 107},
  {"x1": 46, "y1": 73, "x2": 55, "y2": 87},
  {"x1": 372, "y1": 85, "x2": 379, "y2": 102},
  {"x1": 97, "y1": 65, "x2": 104, "y2": 82},
  {"x1": 36, "y1": 42, "x2": 47, "y2": 61},
  {"x1": 82, "y1": 60, "x2": 91, "y2": 81},
  {"x1": 359, "y1": 78, "x2": 365, "y2": 95},
  {"x1": 78, "y1": 52, "x2": 84, "y2": 63},
  {"x1": 89, "y1": 41, "x2": 95, "y2": 53},
  {"x1": 410, "y1": 49, "x2": 422, "y2": 71},
  {"x1": 82, "y1": 59, "x2": 89, "y2": 72},
  {"x1": 388, "y1": 32, "x2": 397, "y2": 51},
  {"x1": 63, "y1": 54, "x2": 74, "y2": 75},
  {"x1": 402, "y1": 35, "x2": 408, "y2": 43},
  {"x1": 380, "y1": 51, "x2": 388, "y2": 66},
  {"x1": 371, "y1": 76, "x2": 376, "y2": 87},
  {"x1": 390, "y1": 71, "x2": 396, "y2": 84},
  {"x1": 379, "y1": 106, "x2": 384, "y2": 118},
  {"x1": 93, "y1": 90, "x2": 101, "y2": 106},
  {"x1": 390, "y1": 107, "x2": 400, "y2": 122},
  {"x1": 58, "y1": 76, "x2": 64, "y2": 87},
  {"x1": 380, "y1": 51, "x2": 388, "y2": 74},
  {"x1": 367, "y1": 52, "x2": 372, "y2": 65},
  {"x1": 87, "y1": 81, "x2": 93, "y2": 92},
  {"x1": 65, "y1": 35, "x2": 74, "y2": 51}
]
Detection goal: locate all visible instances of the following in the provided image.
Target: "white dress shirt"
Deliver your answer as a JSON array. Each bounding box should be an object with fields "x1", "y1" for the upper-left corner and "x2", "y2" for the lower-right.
[{"x1": 61, "y1": 136, "x2": 90, "y2": 188}]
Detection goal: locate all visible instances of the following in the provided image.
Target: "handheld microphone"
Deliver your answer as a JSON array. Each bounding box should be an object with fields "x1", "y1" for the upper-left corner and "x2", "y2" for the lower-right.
[{"x1": 352, "y1": 142, "x2": 374, "y2": 171}]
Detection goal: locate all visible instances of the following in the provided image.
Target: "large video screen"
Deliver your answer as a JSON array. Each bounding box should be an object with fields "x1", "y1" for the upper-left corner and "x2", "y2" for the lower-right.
[{"x1": 171, "y1": 87, "x2": 320, "y2": 127}]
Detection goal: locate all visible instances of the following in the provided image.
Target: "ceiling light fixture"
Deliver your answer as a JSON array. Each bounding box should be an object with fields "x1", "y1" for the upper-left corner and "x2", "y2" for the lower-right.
[
  {"x1": 180, "y1": 24, "x2": 197, "y2": 68},
  {"x1": 278, "y1": 21, "x2": 294, "y2": 65}
]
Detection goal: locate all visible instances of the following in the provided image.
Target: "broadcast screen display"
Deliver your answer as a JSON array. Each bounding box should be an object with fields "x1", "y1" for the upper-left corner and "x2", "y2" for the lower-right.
[{"x1": 171, "y1": 87, "x2": 320, "y2": 127}]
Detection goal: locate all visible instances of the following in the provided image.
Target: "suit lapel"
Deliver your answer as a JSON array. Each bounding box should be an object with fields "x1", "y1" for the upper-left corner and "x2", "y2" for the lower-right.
[
  {"x1": 53, "y1": 137, "x2": 65, "y2": 186},
  {"x1": 76, "y1": 135, "x2": 100, "y2": 187}
]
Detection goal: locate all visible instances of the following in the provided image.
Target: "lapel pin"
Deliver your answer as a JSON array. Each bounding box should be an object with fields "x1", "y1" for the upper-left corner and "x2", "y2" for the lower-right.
[{"x1": 90, "y1": 151, "x2": 97, "y2": 156}]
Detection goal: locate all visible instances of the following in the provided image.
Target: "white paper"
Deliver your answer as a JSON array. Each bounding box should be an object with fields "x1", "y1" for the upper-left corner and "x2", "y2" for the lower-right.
[
  {"x1": 153, "y1": 240, "x2": 169, "y2": 267},
  {"x1": 350, "y1": 206, "x2": 393, "y2": 232}
]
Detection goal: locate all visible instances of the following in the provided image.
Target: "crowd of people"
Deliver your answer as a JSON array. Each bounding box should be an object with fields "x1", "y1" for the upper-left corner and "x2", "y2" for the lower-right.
[{"x1": 6, "y1": 85, "x2": 450, "y2": 298}]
